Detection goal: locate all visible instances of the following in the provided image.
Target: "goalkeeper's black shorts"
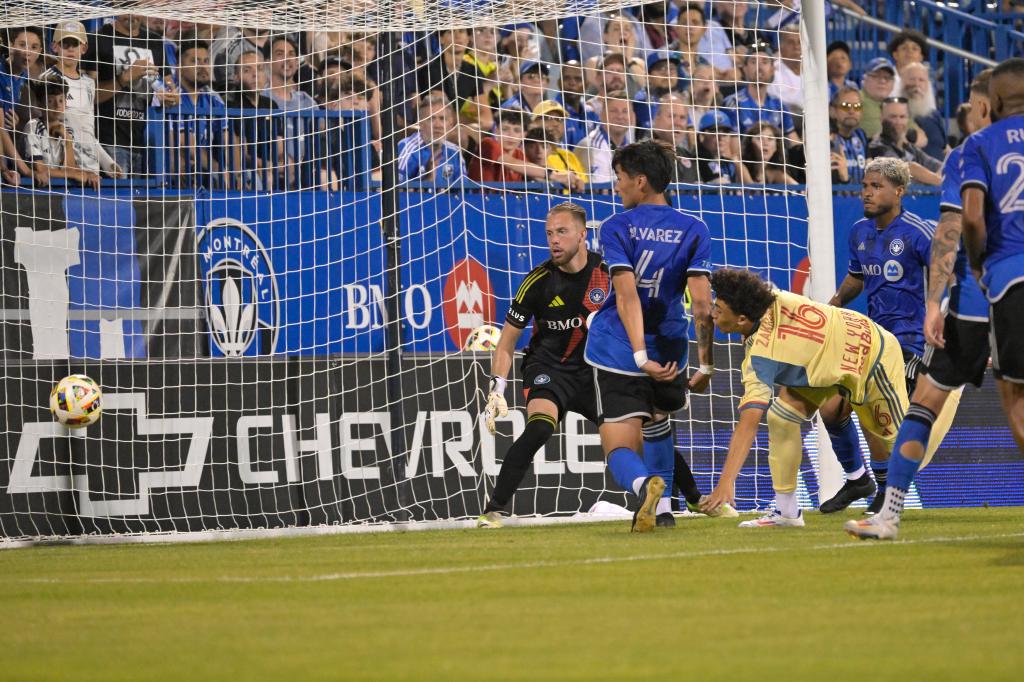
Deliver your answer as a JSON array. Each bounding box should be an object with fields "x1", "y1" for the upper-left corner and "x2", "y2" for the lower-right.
[{"x1": 520, "y1": 358, "x2": 599, "y2": 424}]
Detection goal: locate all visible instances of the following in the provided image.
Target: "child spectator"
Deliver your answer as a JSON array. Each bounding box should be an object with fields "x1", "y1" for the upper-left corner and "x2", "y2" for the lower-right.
[
  {"x1": 1, "y1": 27, "x2": 45, "y2": 184},
  {"x1": 826, "y1": 41, "x2": 859, "y2": 101},
  {"x1": 397, "y1": 92, "x2": 465, "y2": 184},
  {"x1": 501, "y1": 60, "x2": 548, "y2": 114},
  {"x1": 22, "y1": 74, "x2": 100, "y2": 188}
]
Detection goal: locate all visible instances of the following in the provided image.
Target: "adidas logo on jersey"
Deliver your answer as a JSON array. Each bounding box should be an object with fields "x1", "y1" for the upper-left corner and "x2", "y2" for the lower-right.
[{"x1": 548, "y1": 296, "x2": 565, "y2": 307}]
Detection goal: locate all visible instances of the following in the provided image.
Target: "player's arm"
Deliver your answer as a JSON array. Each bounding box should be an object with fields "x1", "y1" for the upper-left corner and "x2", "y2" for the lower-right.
[
  {"x1": 613, "y1": 269, "x2": 677, "y2": 381},
  {"x1": 687, "y1": 273, "x2": 714, "y2": 392},
  {"x1": 828, "y1": 273, "x2": 864, "y2": 307},
  {"x1": 925, "y1": 210, "x2": 960, "y2": 347},
  {"x1": 483, "y1": 275, "x2": 536, "y2": 433},
  {"x1": 701, "y1": 405, "x2": 765, "y2": 511},
  {"x1": 961, "y1": 187, "x2": 987, "y2": 280}
]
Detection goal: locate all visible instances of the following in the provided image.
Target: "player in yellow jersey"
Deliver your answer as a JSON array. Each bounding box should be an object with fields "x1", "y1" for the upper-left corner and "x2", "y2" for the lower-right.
[{"x1": 701, "y1": 268, "x2": 909, "y2": 526}]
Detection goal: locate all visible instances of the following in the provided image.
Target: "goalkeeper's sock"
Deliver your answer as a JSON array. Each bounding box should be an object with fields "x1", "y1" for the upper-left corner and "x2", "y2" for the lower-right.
[
  {"x1": 825, "y1": 415, "x2": 865, "y2": 478},
  {"x1": 484, "y1": 413, "x2": 556, "y2": 513},
  {"x1": 673, "y1": 450, "x2": 703, "y2": 506},
  {"x1": 881, "y1": 404, "x2": 937, "y2": 520},
  {"x1": 642, "y1": 420, "x2": 674, "y2": 501},
  {"x1": 607, "y1": 447, "x2": 649, "y2": 496}
]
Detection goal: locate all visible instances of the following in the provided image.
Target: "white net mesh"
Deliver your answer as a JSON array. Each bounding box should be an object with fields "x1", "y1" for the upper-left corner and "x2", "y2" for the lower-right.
[{"x1": 0, "y1": 1, "x2": 814, "y2": 542}]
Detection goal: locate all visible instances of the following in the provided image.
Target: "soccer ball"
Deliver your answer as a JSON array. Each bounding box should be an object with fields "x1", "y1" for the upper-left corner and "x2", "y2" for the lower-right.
[
  {"x1": 49, "y1": 374, "x2": 103, "y2": 428},
  {"x1": 464, "y1": 324, "x2": 502, "y2": 352}
]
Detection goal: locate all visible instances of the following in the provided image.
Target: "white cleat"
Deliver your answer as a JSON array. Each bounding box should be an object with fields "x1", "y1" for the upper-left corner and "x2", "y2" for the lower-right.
[
  {"x1": 738, "y1": 510, "x2": 805, "y2": 528},
  {"x1": 845, "y1": 515, "x2": 900, "y2": 540}
]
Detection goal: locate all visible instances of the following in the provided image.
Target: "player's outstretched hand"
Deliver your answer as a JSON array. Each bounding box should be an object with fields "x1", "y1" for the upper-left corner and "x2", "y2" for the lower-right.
[
  {"x1": 688, "y1": 371, "x2": 711, "y2": 393},
  {"x1": 923, "y1": 300, "x2": 945, "y2": 349},
  {"x1": 642, "y1": 360, "x2": 678, "y2": 382},
  {"x1": 484, "y1": 391, "x2": 508, "y2": 435},
  {"x1": 701, "y1": 482, "x2": 734, "y2": 514}
]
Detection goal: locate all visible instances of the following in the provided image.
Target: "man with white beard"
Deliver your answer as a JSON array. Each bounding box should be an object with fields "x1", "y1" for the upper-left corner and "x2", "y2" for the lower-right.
[{"x1": 900, "y1": 62, "x2": 946, "y2": 160}]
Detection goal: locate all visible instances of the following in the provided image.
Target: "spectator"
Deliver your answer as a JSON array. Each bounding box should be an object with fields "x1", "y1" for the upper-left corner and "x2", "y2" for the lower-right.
[
  {"x1": 585, "y1": 51, "x2": 628, "y2": 118},
  {"x1": 900, "y1": 61, "x2": 946, "y2": 160},
  {"x1": 671, "y1": 3, "x2": 735, "y2": 78},
  {"x1": 717, "y1": 0, "x2": 762, "y2": 53},
  {"x1": 859, "y1": 57, "x2": 896, "y2": 139},
  {"x1": 552, "y1": 60, "x2": 598, "y2": 147},
  {"x1": 3, "y1": 27, "x2": 45, "y2": 80},
  {"x1": 601, "y1": 14, "x2": 645, "y2": 79},
  {"x1": 867, "y1": 96, "x2": 942, "y2": 186},
  {"x1": 887, "y1": 29, "x2": 928, "y2": 92},
  {"x1": 826, "y1": 40, "x2": 858, "y2": 101},
  {"x1": 577, "y1": 12, "x2": 650, "y2": 64},
  {"x1": 529, "y1": 102, "x2": 589, "y2": 187},
  {"x1": 264, "y1": 35, "x2": 318, "y2": 110},
  {"x1": 21, "y1": 73, "x2": 99, "y2": 188},
  {"x1": 418, "y1": 29, "x2": 469, "y2": 104},
  {"x1": 743, "y1": 122, "x2": 797, "y2": 184},
  {"x1": 501, "y1": 60, "x2": 547, "y2": 114},
  {"x1": 722, "y1": 42, "x2": 799, "y2": 141},
  {"x1": 636, "y1": 2, "x2": 672, "y2": 50},
  {"x1": 768, "y1": 25, "x2": 803, "y2": 114},
  {"x1": 43, "y1": 21, "x2": 123, "y2": 179},
  {"x1": 458, "y1": 26, "x2": 501, "y2": 129},
  {"x1": 469, "y1": 106, "x2": 528, "y2": 182},
  {"x1": 174, "y1": 37, "x2": 238, "y2": 185},
  {"x1": 1, "y1": 27, "x2": 45, "y2": 184},
  {"x1": 641, "y1": 91, "x2": 699, "y2": 183},
  {"x1": 498, "y1": 22, "x2": 541, "y2": 66},
  {"x1": 634, "y1": 50, "x2": 684, "y2": 130},
  {"x1": 317, "y1": 56, "x2": 351, "y2": 105},
  {"x1": 829, "y1": 86, "x2": 868, "y2": 185},
  {"x1": 396, "y1": 93, "x2": 465, "y2": 184},
  {"x1": 90, "y1": 14, "x2": 177, "y2": 175},
  {"x1": 523, "y1": 126, "x2": 587, "y2": 190},
  {"x1": 760, "y1": 0, "x2": 799, "y2": 32},
  {"x1": 224, "y1": 51, "x2": 275, "y2": 110},
  {"x1": 573, "y1": 88, "x2": 634, "y2": 183},
  {"x1": 694, "y1": 109, "x2": 750, "y2": 184},
  {"x1": 210, "y1": 27, "x2": 268, "y2": 93},
  {"x1": 223, "y1": 52, "x2": 278, "y2": 189},
  {"x1": 688, "y1": 63, "x2": 720, "y2": 131}
]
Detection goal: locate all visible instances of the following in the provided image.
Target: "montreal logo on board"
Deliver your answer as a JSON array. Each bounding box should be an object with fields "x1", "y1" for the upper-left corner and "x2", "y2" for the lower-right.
[{"x1": 442, "y1": 257, "x2": 495, "y2": 349}]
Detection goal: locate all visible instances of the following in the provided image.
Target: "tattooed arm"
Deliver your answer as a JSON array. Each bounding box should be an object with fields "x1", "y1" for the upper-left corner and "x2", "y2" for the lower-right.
[{"x1": 687, "y1": 273, "x2": 714, "y2": 392}]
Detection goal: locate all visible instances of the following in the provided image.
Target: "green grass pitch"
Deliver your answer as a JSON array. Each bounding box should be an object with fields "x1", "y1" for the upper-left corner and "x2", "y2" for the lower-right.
[{"x1": 2, "y1": 507, "x2": 1023, "y2": 681}]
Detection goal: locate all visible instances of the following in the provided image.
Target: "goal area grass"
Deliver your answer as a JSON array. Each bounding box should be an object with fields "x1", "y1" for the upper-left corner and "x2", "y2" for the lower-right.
[{"x1": 3, "y1": 506, "x2": 1023, "y2": 681}]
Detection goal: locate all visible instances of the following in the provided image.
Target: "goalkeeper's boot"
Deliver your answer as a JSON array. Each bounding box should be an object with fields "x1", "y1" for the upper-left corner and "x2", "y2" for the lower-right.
[
  {"x1": 476, "y1": 511, "x2": 505, "y2": 529},
  {"x1": 819, "y1": 473, "x2": 876, "y2": 514},
  {"x1": 656, "y1": 512, "x2": 677, "y2": 528},
  {"x1": 738, "y1": 510, "x2": 805, "y2": 528},
  {"x1": 864, "y1": 487, "x2": 887, "y2": 516},
  {"x1": 631, "y1": 476, "x2": 666, "y2": 533},
  {"x1": 845, "y1": 514, "x2": 899, "y2": 541},
  {"x1": 688, "y1": 495, "x2": 740, "y2": 518}
]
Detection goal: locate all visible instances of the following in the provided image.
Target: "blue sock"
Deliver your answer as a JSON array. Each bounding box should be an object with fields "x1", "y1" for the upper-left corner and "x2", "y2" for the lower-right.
[
  {"x1": 642, "y1": 420, "x2": 674, "y2": 498},
  {"x1": 607, "y1": 447, "x2": 648, "y2": 494},
  {"x1": 888, "y1": 404, "x2": 936, "y2": 490},
  {"x1": 825, "y1": 415, "x2": 864, "y2": 475}
]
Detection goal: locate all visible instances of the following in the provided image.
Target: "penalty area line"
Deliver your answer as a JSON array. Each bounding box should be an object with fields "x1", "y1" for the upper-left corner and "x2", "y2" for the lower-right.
[{"x1": 10, "y1": 530, "x2": 1024, "y2": 586}]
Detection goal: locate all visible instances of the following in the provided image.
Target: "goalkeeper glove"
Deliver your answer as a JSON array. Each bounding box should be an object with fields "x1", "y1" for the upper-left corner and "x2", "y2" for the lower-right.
[{"x1": 484, "y1": 375, "x2": 508, "y2": 434}]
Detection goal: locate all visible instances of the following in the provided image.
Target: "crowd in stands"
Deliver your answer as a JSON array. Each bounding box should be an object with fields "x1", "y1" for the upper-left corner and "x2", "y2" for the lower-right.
[{"x1": 0, "y1": 2, "x2": 999, "y2": 190}]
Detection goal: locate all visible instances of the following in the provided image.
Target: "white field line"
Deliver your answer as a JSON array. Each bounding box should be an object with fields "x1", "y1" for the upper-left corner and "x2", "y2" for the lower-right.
[{"x1": 8, "y1": 531, "x2": 1024, "y2": 586}]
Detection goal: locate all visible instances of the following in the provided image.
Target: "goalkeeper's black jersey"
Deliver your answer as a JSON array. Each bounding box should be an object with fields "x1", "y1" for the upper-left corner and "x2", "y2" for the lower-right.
[{"x1": 504, "y1": 251, "x2": 609, "y2": 369}]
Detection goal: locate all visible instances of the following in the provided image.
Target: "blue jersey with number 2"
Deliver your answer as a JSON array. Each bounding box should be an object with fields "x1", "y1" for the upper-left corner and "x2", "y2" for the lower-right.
[
  {"x1": 960, "y1": 115, "x2": 1024, "y2": 302},
  {"x1": 941, "y1": 145, "x2": 989, "y2": 320},
  {"x1": 584, "y1": 204, "x2": 712, "y2": 376}
]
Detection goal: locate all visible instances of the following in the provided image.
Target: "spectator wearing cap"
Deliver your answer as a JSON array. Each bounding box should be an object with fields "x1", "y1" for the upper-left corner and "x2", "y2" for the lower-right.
[
  {"x1": 695, "y1": 109, "x2": 750, "y2": 184},
  {"x1": 21, "y1": 73, "x2": 101, "y2": 188},
  {"x1": 458, "y1": 26, "x2": 501, "y2": 129},
  {"x1": 859, "y1": 56, "x2": 896, "y2": 139},
  {"x1": 397, "y1": 92, "x2": 465, "y2": 185},
  {"x1": 767, "y1": 25, "x2": 803, "y2": 113},
  {"x1": 585, "y1": 51, "x2": 629, "y2": 119},
  {"x1": 633, "y1": 50, "x2": 684, "y2": 130},
  {"x1": 265, "y1": 35, "x2": 318, "y2": 110},
  {"x1": 523, "y1": 125, "x2": 588, "y2": 190},
  {"x1": 899, "y1": 61, "x2": 945, "y2": 160},
  {"x1": 887, "y1": 29, "x2": 928, "y2": 93},
  {"x1": 671, "y1": 3, "x2": 731, "y2": 79},
  {"x1": 530, "y1": 100, "x2": 588, "y2": 181},
  {"x1": 501, "y1": 60, "x2": 548, "y2": 114},
  {"x1": 417, "y1": 29, "x2": 469, "y2": 105},
  {"x1": 829, "y1": 86, "x2": 868, "y2": 185},
  {"x1": 867, "y1": 96, "x2": 941, "y2": 186},
  {"x1": 552, "y1": 60, "x2": 599, "y2": 147},
  {"x1": 466, "y1": 106, "x2": 581, "y2": 187},
  {"x1": 722, "y1": 43, "x2": 799, "y2": 141},
  {"x1": 573, "y1": 88, "x2": 635, "y2": 184},
  {"x1": 826, "y1": 41, "x2": 859, "y2": 101},
  {"x1": 42, "y1": 21, "x2": 123, "y2": 179},
  {"x1": 640, "y1": 91, "x2": 699, "y2": 183}
]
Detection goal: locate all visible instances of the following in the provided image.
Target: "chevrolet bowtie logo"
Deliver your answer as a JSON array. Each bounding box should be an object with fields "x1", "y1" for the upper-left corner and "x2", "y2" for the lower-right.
[{"x1": 548, "y1": 296, "x2": 565, "y2": 307}]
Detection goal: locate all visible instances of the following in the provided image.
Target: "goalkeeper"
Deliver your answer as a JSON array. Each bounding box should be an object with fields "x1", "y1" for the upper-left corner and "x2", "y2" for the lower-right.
[
  {"x1": 701, "y1": 268, "x2": 910, "y2": 526},
  {"x1": 479, "y1": 202, "x2": 713, "y2": 527}
]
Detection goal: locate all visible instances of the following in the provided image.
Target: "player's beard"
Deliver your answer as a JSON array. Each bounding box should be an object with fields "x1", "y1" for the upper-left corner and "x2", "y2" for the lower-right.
[
  {"x1": 862, "y1": 202, "x2": 891, "y2": 219},
  {"x1": 551, "y1": 243, "x2": 578, "y2": 266}
]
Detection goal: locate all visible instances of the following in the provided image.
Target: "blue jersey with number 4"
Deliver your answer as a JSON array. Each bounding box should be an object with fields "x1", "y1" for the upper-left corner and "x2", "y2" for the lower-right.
[
  {"x1": 940, "y1": 145, "x2": 989, "y2": 320},
  {"x1": 848, "y1": 211, "x2": 934, "y2": 356},
  {"x1": 960, "y1": 115, "x2": 1024, "y2": 302},
  {"x1": 584, "y1": 204, "x2": 712, "y2": 375}
]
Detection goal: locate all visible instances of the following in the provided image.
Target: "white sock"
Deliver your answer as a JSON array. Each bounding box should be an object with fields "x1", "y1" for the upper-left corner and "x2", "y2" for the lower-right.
[
  {"x1": 775, "y1": 492, "x2": 799, "y2": 518},
  {"x1": 847, "y1": 465, "x2": 866, "y2": 480},
  {"x1": 880, "y1": 486, "x2": 906, "y2": 522},
  {"x1": 632, "y1": 477, "x2": 646, "y2": 496},
  {"x1": 656, "y1": 497, "x2": 672, "y2": 514}
]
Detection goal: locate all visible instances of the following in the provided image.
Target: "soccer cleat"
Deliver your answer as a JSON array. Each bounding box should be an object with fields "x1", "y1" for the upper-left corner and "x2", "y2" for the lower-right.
[
  {"x1": 864, "y1": 488, "x2": 887, "y2": 515},
  {"x1": 656, "y1": 512, "x2": 677, "y2": 528},
  {"x1": 476, "y1": 511, "x2": 505, "y2": 529},
  {"x1": 738, "y1": 510, "x2": 805, "y2": 528},
  {"x1": 819, "y1": 473, "x2": 877, "y2": 514},
  {"x1": 845, "y1": 515, "x2": 900, "y2": 540},
  {"x1": 631, "y1": 475, "x2": 666, "y2": 533},
  {"x1": 687, "y1": 495, "x2": 740, "y2": 518}
]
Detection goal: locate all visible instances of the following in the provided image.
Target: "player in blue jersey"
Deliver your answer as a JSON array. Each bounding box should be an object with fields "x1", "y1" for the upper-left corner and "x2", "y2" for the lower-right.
[
  {"x1": 584, "y1": 139, "x2": 716, "y2": 532},
  {"x1": 961, "y1": 59, "x2": 1024, "y2": 452},
  {"x1": 847, "y1": 70, "x2": 997, "y2": 540}
]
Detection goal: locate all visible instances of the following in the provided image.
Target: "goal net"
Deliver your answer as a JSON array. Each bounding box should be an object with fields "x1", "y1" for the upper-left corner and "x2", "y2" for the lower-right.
[{"x1": 0, "y1": 1, "x2": 820, "y2": 543}]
